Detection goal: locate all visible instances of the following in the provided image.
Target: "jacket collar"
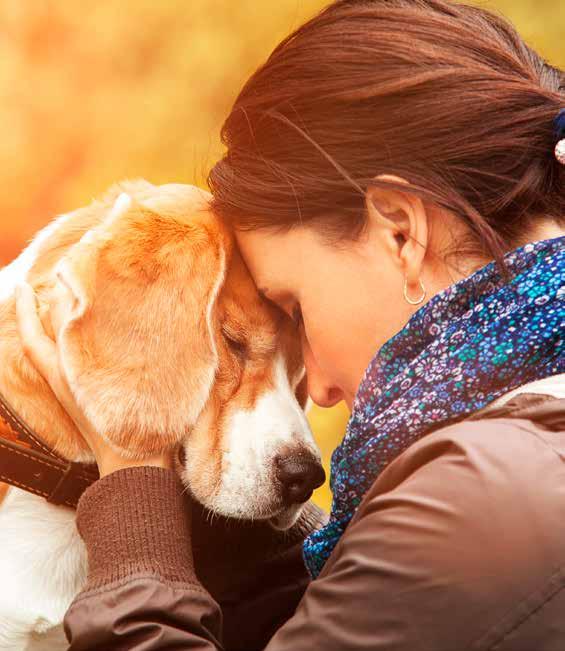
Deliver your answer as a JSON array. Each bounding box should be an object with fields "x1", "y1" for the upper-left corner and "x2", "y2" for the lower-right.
[{"x1": 470, "y1": 374, "x2": 565, "y2": 431}]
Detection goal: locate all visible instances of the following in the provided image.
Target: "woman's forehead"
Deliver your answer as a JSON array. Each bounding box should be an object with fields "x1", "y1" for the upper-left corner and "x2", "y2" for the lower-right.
[{"x1": 234, "y1": 227, "x2": 306, "y2": 286}]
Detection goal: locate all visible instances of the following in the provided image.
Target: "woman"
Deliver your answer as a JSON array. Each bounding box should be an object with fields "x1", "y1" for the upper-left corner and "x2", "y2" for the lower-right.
[{"x1": 16, "y1": 0, "x2": 565, "y2": 648}]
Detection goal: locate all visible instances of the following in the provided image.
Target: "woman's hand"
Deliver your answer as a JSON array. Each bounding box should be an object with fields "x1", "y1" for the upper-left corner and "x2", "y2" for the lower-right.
[{"x1": 14, "y1": 281, "x2": 172, "y2": 477}]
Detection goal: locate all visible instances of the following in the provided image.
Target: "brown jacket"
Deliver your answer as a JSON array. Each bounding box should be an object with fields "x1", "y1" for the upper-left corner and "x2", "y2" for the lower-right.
[{"x1": 64, "y1": 390, "x2": 565, "y2": 650}]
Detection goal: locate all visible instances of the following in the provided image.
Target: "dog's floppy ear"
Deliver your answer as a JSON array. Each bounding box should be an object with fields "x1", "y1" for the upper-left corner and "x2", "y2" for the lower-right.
[{"x1": 53, "y1": 191, "x2": 228, "y2": 457}]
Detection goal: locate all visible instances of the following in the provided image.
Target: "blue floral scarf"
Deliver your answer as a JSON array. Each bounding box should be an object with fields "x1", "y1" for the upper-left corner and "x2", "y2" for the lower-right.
[{"x1": 303, "y1": 235, "x2": 565, "y2": 578}]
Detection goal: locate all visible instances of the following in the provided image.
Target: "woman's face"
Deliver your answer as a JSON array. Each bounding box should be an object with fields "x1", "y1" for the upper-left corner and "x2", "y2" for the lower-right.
[
  {"x1": 233, "y1": 178, "x2": 477, "y2": 410},
  {"x1": 234, "y1": 178, "x2": 563, "y2": 411},
  {"x1": 234, "y1": 223, "x2": 421, "y2": 410}
]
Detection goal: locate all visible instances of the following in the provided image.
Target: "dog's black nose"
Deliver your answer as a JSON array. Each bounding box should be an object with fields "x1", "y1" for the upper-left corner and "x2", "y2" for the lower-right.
[{"x1": 275, "y1": 453, "x2": 326, "y2": 505}]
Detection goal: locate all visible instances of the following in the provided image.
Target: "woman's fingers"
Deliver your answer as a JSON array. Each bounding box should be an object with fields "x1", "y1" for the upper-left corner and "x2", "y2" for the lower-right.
[{"x1": 15, "y1": 282, "x2": 59, "y2": 386}]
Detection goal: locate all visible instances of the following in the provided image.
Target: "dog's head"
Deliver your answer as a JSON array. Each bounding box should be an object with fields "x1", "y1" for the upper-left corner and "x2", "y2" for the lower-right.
[{"x1": 35, "y1": 182, "x2": 324, "y2": 529}]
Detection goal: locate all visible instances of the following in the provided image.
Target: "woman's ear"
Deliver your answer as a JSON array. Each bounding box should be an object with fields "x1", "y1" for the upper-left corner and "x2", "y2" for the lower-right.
[
  {"x1": 365, "y1": 174, "x2": 428, "y2": 288},
  {"x1": 52, "y1": 191, "x2": 229, "y2": 458}
]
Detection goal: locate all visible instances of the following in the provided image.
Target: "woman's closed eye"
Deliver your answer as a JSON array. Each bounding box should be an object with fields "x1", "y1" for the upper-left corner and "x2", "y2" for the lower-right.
[{"x1": 258, "y1": 287, "x2": 302, "y2": 329}]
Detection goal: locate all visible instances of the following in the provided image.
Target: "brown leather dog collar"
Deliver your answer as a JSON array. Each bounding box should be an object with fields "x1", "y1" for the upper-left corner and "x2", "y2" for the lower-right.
[{"x1": 0, "y1": 392, "x2": 99, "y2": 508}]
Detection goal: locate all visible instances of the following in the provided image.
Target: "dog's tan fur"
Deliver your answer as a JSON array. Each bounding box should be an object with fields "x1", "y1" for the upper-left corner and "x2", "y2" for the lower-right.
[
  {"x1": 0, "y1": 181, "x2": 319, "y2": 651},
  {"x1": 0, "y1": 180, "x2": 310, "y2": 511}
]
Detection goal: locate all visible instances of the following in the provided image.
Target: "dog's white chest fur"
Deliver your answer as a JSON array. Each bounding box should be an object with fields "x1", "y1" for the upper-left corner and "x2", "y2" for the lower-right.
[{"x1": 0, "y1": 488, "x2": 86, "y2": 650}]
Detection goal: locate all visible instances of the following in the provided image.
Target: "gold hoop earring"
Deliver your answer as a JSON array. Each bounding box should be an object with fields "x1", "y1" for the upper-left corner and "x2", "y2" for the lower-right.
[{"x1": 403, "y1": 277, "x2": 426, "y2": 305}]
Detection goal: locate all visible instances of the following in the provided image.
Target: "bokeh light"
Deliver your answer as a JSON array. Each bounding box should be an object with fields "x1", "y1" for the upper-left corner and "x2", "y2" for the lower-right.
[{"x1": 1, "y1": 0, "x2": 562, "y2": 510}]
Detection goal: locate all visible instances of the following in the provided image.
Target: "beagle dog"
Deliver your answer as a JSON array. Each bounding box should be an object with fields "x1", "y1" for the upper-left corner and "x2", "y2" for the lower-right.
[{"x1": 0, "y1": 180, "x2": 324, "y2": 650}]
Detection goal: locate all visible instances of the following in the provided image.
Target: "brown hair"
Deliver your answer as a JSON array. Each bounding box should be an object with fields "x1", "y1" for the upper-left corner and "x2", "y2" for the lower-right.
[{"x1": 208, "y1": 0, "x2": 565, "y2": 266}]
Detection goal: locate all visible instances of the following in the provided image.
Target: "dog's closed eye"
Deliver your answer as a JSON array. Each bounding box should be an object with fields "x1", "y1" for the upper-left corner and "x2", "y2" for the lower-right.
[{"x1": 221, "y1": 324, "x2": 248, "y2": 357}]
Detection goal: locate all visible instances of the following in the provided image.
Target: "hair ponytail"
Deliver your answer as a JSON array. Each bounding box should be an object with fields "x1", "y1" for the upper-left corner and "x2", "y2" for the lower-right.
[{"x1": 209, "y1": 0, "x2": 565, "y2": 267}]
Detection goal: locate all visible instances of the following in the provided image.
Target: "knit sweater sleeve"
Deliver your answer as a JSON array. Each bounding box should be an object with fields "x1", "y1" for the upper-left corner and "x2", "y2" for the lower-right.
[
  {"x1": 63, "y1": 466, "x2": 322, "y2": 651},
  {"x1": 64, "y1": 466, "x2": 222, "y2": 649}
]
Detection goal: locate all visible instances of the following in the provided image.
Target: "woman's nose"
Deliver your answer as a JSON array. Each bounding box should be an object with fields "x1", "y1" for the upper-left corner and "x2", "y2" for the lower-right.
[
  {"x1": 303, "y1": 344, "x2": 344, "y2": 408},
  {"x1": 307, "y1": 379, "x2": 344, "y2": 408}
]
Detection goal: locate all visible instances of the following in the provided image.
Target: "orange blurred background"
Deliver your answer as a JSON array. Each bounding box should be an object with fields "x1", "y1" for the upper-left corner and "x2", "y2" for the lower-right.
[{"x1": 1, "y1": 0, "x2": 562, "y2": 510}]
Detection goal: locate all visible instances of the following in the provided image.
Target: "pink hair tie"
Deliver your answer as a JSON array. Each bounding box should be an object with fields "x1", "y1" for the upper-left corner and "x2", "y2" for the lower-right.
[{"x1": 554, "y1": 108, "x2": 565, "y2": 165}]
